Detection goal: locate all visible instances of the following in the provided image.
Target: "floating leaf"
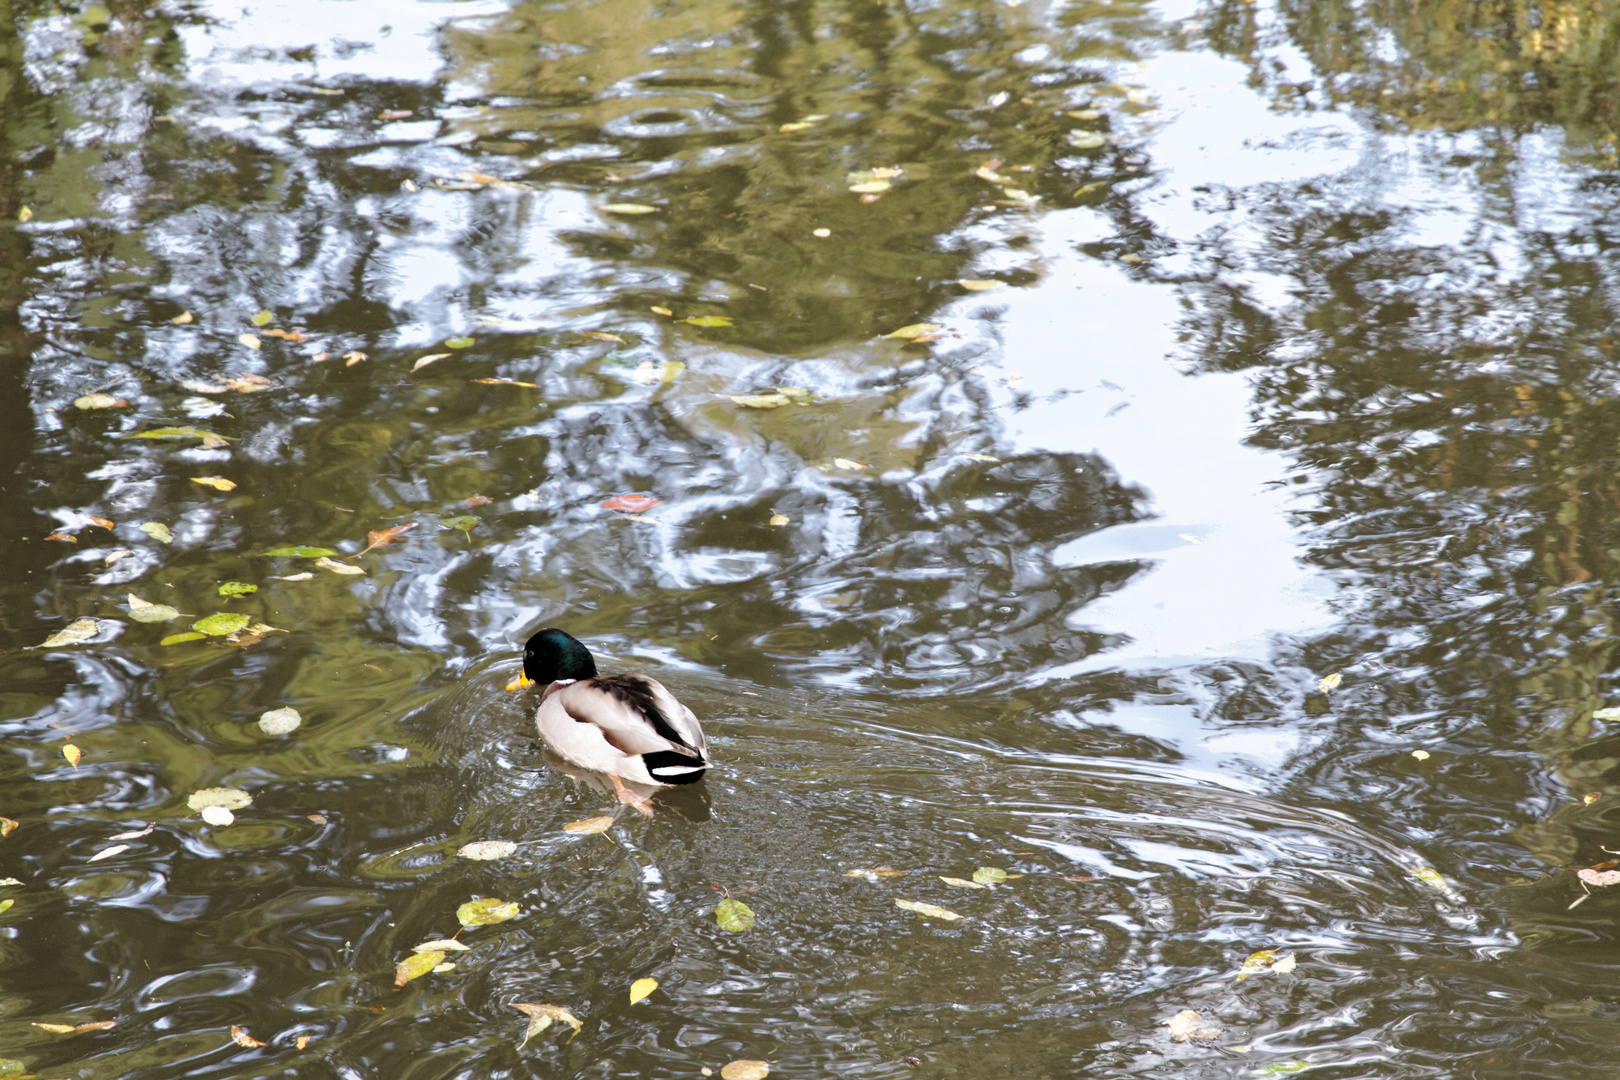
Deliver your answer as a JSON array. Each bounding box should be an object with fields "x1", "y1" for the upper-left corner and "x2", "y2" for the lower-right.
[
  {"x1": 0, "y1": 818, "x2": 17, "y2": 839},
  {"x1": 193, "y1": 612, "x2": 251, "y2": 636},
  {"x1": 264, "y1": 545, "x2": 338, "y2": 557},
  {"x1": 1595, "y1": 707, "x2": 1620, "y2": 720},
  {"x1": 812, "y1": 228, "x2": 831, "y2": 237},
  {"x1": 357, "y1": 522, "x2": 417, "y2": 557},
  {"x1": 715, "y1": 897, "x2": 755, "y2": 931},
  {"x1": 237, "y1": 334, "x2": 261, "y2": 350},
  {"x1": 1236, "y1": 949, "x2": 1276, "y2": 980},
  {"x1": 38, "y1": 618, "x2": 100, "y2": 648},
  {"x1": 457, "y1": 897, "x2": 520, "y2": 927},
  {"x1": 105, "y1": 549, "x2": 134, "y2": 564},
  {"x1": 263, "y1": 328, "x2": 307, "y2": 343},
  {"x1": 442, "y1": 515, "x2": 479, "y2": 535},
  {"x1": 958, "y1": 279, "x2": 1004, "y2": 291},
  {"x1": 33, "y1": 1020, "x2": 116, "y2": 1035},
  {"x1": 721, "y1": 1062, "x2": 770, "y2": 1080},
  {"x1": 629, "y1": 977, "x2": 658, "y2": 1004},
  {"x1": 127, "y1": 595, "x2": 179, "y2": 623},
  {"x1": 140, "y1": 522, "x2": 174, "y2": 543},
  {"x1": 731, "y1": 394, "x2": 789, "y2": 409},
  {"x1": 188, "y1": 788, "x2": 252, "y2": 812},
  {"x1": 769, "y1": 514, "x2": 790, "y2": 526},
  {"x1": 1250, "y1": 1064, "x2": 1310, "y2": 1077},
  {"x1": 445, "y1": 337, "x2": 476, "y2": 349},
  {"x1": 513, "y1": 1004, "x2": 582, "y2": 1048},
  {"x1": 250, "y1": 309, "x2": 273, "y2": 327},
  {"x1": 631, "y1": 360, "x2": 685, "y2": 384},
  {"x1": 470, "y1": 378, "x2": 538, "y2": 387},
  {"x1": 564, "y1": 816, "x2": 614, "y2": 835},
  {"x1": 200, "y1": 805, "x2": 235, "y2": 826},
  {"x1": 74, "y1": 393, "x2": 128, "y2": 410},
  {"x1": 845, "y1": 866, "x2": 907, "y2": 878},
  {"x1": 1166, "y1": 1009, "x2": 1221, "y2": 1041},
  {"x1": 160, "y1": 631, "x2": 208, "y2": 646},
  {"x1": 685, "y1": 315, "x2": 733, "y2": 327},
  {"x1": 87, "y1": 844, "x2": 129, "y2": 863},
  {"x1": 458, "y1": 840, "x2": 518, "y2": 861},
  {"x1": 315, "y1": 557, "x2": 365, "y2": 575},
  {"x1": 270, "y1": 572, "x2": 314, "y2": 582},
  {"x1": 848, "y1": 180, "x2": 891, "y2": 193},
  {"x1": 107, "y1": 826, "x2": 154, "y2": 841},
  {"x1": 1270, "y1": 953, "x2": 1297, "y2": 974},
  {"x1": 191, "y1": 476, "x2": 237, "y2": 491},
  {"x1": 231, "y1": 1025, "x2": 266, "y2": 1048},
  {"x1": 894, "y1": 898, "x2": 962, "y2": 922},
  {"x1": 0, "y1": 899, "x2": 11, "y2": 917},
  {"x1": 258, "y1": 707, "x2": 302, "y2": 735},
  {"x1": 218, "y1": 582, "x2": 257, "y2": 598},
  {"x1": 43, "y1": 531, "x2": 76, "y2": 543},
  {"x1": 124, "y1": 426, "x2": 231, "y2": 445},
  {"x1": 63, "y1": 744, "x2": 82, "y2": 766},
  {"x1": 940, "y1": 877, "x2": 987, "y2": 889},
  {"x1": 971, "y1": 867, "x2": 1008, "y2": 886},
  {"x1": 1411, "y1": 749, "x2": 1430, "y2": 761},
  {"x1": 601, "y1": 203, "x2": 658, "y2": 214},
  {"x1": 343, "y1": 351, "x2": 367, "y2": 366},
  {"x1": 833, "y1": 458, "x2": 866, "y2": 471},
  {"x1": 581, "y1": 331, "x2": 624, "y2": 343},
  {"x1": 413, "y1": 938, "x2": 470, "y2": 953},
  {"x1": 1317, "y1": 672, "x2": 1342, "y2": 693},
  {"x1": 1066, "y1": 131, "x2": 1107, "y2": 149},
  {"x1": 412, "y1": 353, "x2": 451, "y2": 371},
  {"x1": 600, "y1": 495, "x2": 663, "y2": 514},
  {"x1": 885, "y1": 323, "x2": 943, "y2": 340},
  {"x1": 395, "y1": 950, "x2": 444, "y2": 987}
]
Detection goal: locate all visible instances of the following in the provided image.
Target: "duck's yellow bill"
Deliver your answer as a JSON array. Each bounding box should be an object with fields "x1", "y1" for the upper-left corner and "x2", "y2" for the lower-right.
[{"x1": 506, "y1": 672, "x2": 534, "y2": 691}]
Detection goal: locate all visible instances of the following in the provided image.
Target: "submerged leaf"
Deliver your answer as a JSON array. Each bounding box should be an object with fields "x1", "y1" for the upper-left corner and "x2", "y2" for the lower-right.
[
  {"x1": 263, "y1": 545, "x2": 338, "y2": 557},
  {"x1": 715, "y1": 897, "x2": 755, "y2": 931},
  {"x1": 1166, "y1": 1009, "x2": 1221, "y2": 1041},
  {"x1": 140, "y1": 522, "x2": 174, "y2": 544},
  {"x1": 456, "y1": 897, "x2": 520, "y2": 927}
]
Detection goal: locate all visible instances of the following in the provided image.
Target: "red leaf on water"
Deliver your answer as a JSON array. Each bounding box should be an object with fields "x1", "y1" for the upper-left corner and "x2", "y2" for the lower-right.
[{"x1": 599, "y1": 495, "x2": 663, "y2": 514}]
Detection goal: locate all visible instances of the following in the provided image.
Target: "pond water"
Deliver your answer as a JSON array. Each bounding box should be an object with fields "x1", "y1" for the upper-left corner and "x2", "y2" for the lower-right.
[{"x1": 4, "y1": 0, "x2": 1620, "y2": 1075}]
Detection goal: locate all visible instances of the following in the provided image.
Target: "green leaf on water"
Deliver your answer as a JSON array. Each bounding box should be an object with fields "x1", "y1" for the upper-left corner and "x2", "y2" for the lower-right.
[
  {"x1": 0, "y1": 1058, "x2": 26, "y2": 1078},
  {"x1": 127, "y1": 595, "x2": 180, "y2": 623},
  {"x1": 1250, "y1": 1063, "x2": 1310, "y2": 1077},
  {"x1": 971, "y1": 867, "x2": 1008, "y2": 886},
  {"x1": 395, "y1": 949, "x2": 443, "y2": 987},
  {"x1": 0, "y1": 898, "x2": 13, "y2": 916},
  {"x1": 122, "y1": 426, "x2": 233, "y2": 444},
  {"x1": 218, "y1": 582, "x2": 257, "y2": 599},
  {"x1": 885, "y1": 323, "x2": 943, "y2": 341},
  {"x1": 457, "y1": 897, "x2": 520, "y2": 927},
  {"x1": 715, "y1": 897, "x2": 755, "y2": 931},
  {"x1": 37, "y1": 618, "x2": 100, "y2": 648},
  {"x1": 262, "y1": 546, "x2": 339, "y2": 557},
  {"x1": 193, "y1": 612, "x2": 251, "y2": 636},
  {"x1": 730, "y1": 394, "x2": 789, "y2": 409},
  {"x1": 140, "y1": 522, "x2": 174, "y2": 544},
  {"x1": 685, "y1": 315, "x2": 734, "y2": 327},
  {"x1": 441, "y1": 515, "x2": 479, "y2": 535},
  {"x1": 250, "y1": 309, "x2": 273, "y2": 326},
  {"x1": 445, "y1": 336, "x2": 475, "y2": 349},
  {"x1": 160, "y1": 631, "x2": 207, "y2": 646}
]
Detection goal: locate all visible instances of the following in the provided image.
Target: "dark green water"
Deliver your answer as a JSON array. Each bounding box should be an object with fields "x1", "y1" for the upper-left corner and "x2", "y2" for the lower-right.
[{"x1": 4, "y1": 0, "x2": 1620, "y2": 1075}]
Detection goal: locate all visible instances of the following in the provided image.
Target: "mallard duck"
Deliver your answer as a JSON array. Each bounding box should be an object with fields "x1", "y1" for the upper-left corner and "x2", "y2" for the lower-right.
[{"x1": 520, "y1": 628, "x2": 711, "y2": 792}]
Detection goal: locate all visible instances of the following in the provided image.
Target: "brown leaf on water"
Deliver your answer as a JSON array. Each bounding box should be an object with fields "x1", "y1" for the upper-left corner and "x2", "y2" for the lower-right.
[
  {"x1": 171, "y1": 311, "x2": 193, "y2": 324},
  {"x1": 33, "y1": 1020, "x2": 115, "y2": 1034},
  {"x1": 73, "y1": 393, "x2": 128, "y2": 410},
  {"x1": 0, "y1": 817, "x2": 17, "y2": 839},
  {"x1": 513, "y1": 1003, "x2": 583, "y2": 1048},
  {"x1": 44, "y1": 532, "x2": 76, "y2": 543},
  {"x1": 86, "y1": 516, "x2": 114, "y2": 529},
  {"x1": 464, "y1": 494, "x2": 492, "y2": 507},
  {"x1": 343, "y1": 351, "x2": 367, "y2": 367},
  {"x1": 354, "y1": 522, "x2": 417, "y2": 558},
  {"x1": 378, "y1": 109, "x2": 413, "y2": 120},
  {"x1": 412, "y1": 353, "x2": 451, "y2": 372},
  {"x1": 230, "y1": 1025, "x2": 267, "y2": 1048},
  {"x1": 564, "y1": 816, "x2": 614, "y2": 835},
  {"x1": 296, "y1": 1035, "x2": 311, "y2": 1050},
  {"x1": 262, "y1": 328, "x2": 309, "y2": 343},
  {"x1": 311, "y1": 352, "x2": 330, "y2": 363}
]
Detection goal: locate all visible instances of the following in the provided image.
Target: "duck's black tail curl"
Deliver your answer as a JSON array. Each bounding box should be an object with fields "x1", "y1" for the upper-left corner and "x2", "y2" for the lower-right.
[{"x1": 642, "y1": 751, "x2": 707, "y2": 784}]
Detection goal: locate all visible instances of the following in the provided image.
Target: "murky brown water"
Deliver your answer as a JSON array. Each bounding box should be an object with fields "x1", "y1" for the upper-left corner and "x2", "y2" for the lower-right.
[{"x1": 5, "y1": 0, "x2": 1620, "y2": 1075}]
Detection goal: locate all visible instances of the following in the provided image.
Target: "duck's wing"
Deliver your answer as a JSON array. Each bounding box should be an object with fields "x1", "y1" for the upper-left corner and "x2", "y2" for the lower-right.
[{"x1": 559, "y1": 675, "x2": 707, "y2": 761}]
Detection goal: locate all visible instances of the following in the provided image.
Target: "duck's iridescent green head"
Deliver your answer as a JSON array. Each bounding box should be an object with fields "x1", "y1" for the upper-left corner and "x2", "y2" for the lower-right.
[{"x1": 523, "y1": 628, "x2": 598, "y2": 685}]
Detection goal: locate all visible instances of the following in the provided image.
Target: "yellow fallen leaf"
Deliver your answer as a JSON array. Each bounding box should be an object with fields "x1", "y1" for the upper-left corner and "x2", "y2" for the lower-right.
[
  {"x1": 395, "y1": 950, "x2": 444, "y2": 987},
  {"x1": 63, "y1": 744, "x2": 82, "y2": 766},
  {"x1": 721, "y1": 1062, "x2": 770, "y2": 1080},
  {"x1": 231, "y1": 1025, "x2": 266, "y2": 1047},
  {"x1": 191, "y1": 476, "x2": 237, "y2": 491},
  {"x1": 958, "y1": 279, "x2": 1004, "y2": 291},
  {"x1": 237, "y1": 334, "x2": 261, "y2": 350},
  {"x1": 1318, "y1": 672, "x2": 1343, "y2": 693},
  {"x1": 343, "y1": 351, "x2": 367, "y2": 366},
  {"x1": 629, "y1": 977, "x2": 658, "y2": 1004},
  {"x1": 171, "y1": 311, "x2": 194, "y2": 324},
  {"x1": 769, "y1": 514, "x2": 790, "y2": 526},
  {"x1": 894, "y1": 898, "x2": 961, "y2": 921},
  {"x1": 73, "y1": 393, "x2": 128, "y2": 409},
  {"x1": 564, "y1": 816, "x2": 614, "y2": 835}
]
